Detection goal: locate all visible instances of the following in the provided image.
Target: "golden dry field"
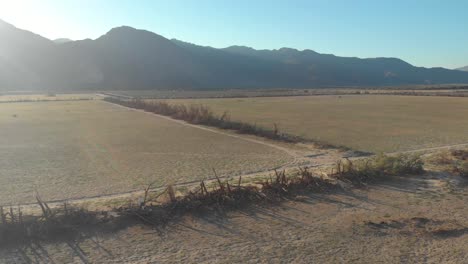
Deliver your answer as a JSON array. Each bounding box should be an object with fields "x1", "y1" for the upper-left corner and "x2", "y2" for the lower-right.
[
  {"x1": 0, "y1": 100, "x2": 291, "y2": 204},
  {"x1": 167, "y1": 95, "x2": 468, "y2": 152}
]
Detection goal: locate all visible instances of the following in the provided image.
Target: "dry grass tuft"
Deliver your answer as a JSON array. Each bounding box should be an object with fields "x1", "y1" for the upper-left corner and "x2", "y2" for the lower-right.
[
  {"x1": 430, "y1": 149, "x2": 468, "y2": 178},
  {"x1": 0, "y1": 201, "x2": 110, "y2": 247},
  {"x1": 451, "y1": 149, "x2": 468, "y2": 161},
  {"x1": 331, "y1": 154, "x2": 424, "y2": 185},
  {"x1": 260, "y1": 168, "x2": 336, "y2": 197},
  {"x1": 454, "y1": 162, "x2": 468, "y2": 178}
]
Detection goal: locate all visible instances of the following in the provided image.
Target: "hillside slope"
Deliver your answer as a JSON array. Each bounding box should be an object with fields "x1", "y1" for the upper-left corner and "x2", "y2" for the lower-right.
[{"x1": 2, "y1": 19, "x2": 468, "y2": 91}]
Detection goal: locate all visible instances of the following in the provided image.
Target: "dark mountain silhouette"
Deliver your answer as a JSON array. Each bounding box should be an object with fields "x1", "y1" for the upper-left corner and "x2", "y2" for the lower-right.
[
  {"x1": 1, "y1": 19, "x2": 468, "y2": 91},
  {"x1": 55, "y1": 26, "x2": 206, "y2": 90},
  {"x1": 0, "y1": 19, "x2": 62, "y2": 89},
  {"x1": 457, "y1": 66, "x2": 468, "y2": 72}
]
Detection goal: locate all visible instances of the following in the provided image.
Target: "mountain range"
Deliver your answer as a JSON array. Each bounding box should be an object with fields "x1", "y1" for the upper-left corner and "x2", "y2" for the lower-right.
[
  {"x1": 457, "y1": 66, "x2": 468, "y2": 72},
  {"x1": 1, "y1": 19, "x2": 468, "y2": 91},
  {"x1": 53, "y1": 38, "x2": 73, "y2": 44}
]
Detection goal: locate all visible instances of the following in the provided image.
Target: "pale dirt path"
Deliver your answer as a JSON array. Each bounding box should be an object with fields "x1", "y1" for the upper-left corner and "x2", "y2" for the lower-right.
[{"x1": 388, "y1": 142, "x2": 468, "y2": 155}]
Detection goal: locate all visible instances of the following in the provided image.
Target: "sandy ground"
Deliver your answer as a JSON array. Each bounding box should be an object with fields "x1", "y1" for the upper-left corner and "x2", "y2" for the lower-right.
[{"x1": 1, "y1": 171, "x2": 467, "y2": 263}]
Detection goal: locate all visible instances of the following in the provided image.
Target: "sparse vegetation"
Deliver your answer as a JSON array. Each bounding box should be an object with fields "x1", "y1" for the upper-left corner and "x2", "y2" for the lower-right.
[
  {"x1": 0, "y1": 154, "x2": 425, "y2": 247},
  {"x1": 259, "y1": 168, "x2": 336, "y2": 197},
  {"x1": 455, "y1": 162, "x2": 468, "y2": 178},
  {"x1": 0, "y1": 98, "x2": 92, "y2": 103},
  {"x1": 451, "y1": 149, "x2": 468, "y2": 161},
  {"x1": 451, "y1": 150, "x2": 468, "y2": 178},
  {"x1": 332, "y1": 154, "x2": 424, "y2": 184},
  {"x1": 0, "y1": 93, "x2": 97, "y2": 103},
  {"x1": 0, "y1": 201, "x2": 109, "y2": 247},
  {"x1": 429, "y1": 149, "x2": 468, "y2": 178},
  {"x1": 119, "y1": 166, "x2": 339, "y2": 228},
  {"x1": 109, "y1": 86, "x2": 468, "y2": 100},
  {"x1": 104, "y1": 97, "x2": 306, "y2": 143},
  {"x1": 1, "y1": 167, "x2": 332, "y2": 247}
]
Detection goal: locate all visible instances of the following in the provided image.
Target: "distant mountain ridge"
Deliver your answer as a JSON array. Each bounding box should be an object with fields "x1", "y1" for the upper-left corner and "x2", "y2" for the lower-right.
[
  {"x1": 53, "y1": 38, "x2": 73, "y2": 44},
  {"x1": 457, "y1": 66, "x2": 468, "y2": 72},
  {"x1": 1, "y1": 19, "x2": 468, "y2": 91}
]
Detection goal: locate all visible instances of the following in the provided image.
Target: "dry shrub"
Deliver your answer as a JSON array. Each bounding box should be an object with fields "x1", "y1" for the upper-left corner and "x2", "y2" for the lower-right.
[
  {"x1": 0, "y1": 201, "x2": 109, "y2": 247},
  {"x1": 120, "y1": 167, "x2": 338, "y2": 227},
  {"x1": 332, "y1": 154, "x2": 424, "y2": 184},
  {"x1": 451, "y1": 149, "x2": 468, "y2": 161},
  {"x1": 104, "y1": 98, "x2": 305, "y2": 143},
  {"x1": 429, "y1": 149, "x2": 468, "y2": 177},
  {"x1": 2, "y1": 155, "x2": 422, "y2": 247},
  {"x1": 120, "y1": 177, "x2": 264, "y2": 226},
  {"x1": 0, "y1": 168, "x2": 339, "y2": 246},
  {"x1": 431, "y1": 151, "x2": 454, "y2": 165},
  {"x1": 260, "y1": 168, "x2": 335, "y2": 197},
  {"x1": 454, "y1": 162, "x2": 468, "y2": 178}
]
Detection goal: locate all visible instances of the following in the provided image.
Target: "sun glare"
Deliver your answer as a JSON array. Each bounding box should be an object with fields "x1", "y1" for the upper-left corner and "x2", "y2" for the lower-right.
[{"x1": 0, "y1": 0, "x2": 67, "y2": 40}]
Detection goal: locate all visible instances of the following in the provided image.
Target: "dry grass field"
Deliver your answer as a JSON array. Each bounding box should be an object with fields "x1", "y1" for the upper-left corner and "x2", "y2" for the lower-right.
[
  {"x1": 167, "y1": 95, "x2": 468, "y2": 152},
  {"x1": 0, "y1": 93, "x2": 99, "y2": 102},
  {"x1": 0, "y1": 100, "x2": 291, "y2": 204},
  {"x1": 0, "y1": 98, "x2": 467, "y2": 263},
  {"x1": 109, "y1": 86, "x2": 468, "y2": 99}
]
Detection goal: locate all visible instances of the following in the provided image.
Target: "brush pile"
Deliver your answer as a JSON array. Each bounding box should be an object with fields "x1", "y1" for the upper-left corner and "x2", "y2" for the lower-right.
[
  {"x1": 0, "y1": 195, "x2": 109, "y2": 247},
  {"x1": 0, "y1": 154, "x2": 425, "y2": 247}
]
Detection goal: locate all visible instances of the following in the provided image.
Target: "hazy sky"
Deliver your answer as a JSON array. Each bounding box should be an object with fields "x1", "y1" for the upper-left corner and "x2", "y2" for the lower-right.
[{"x1": 1, "y1": 0, "x2": 467, "y2": 69}]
